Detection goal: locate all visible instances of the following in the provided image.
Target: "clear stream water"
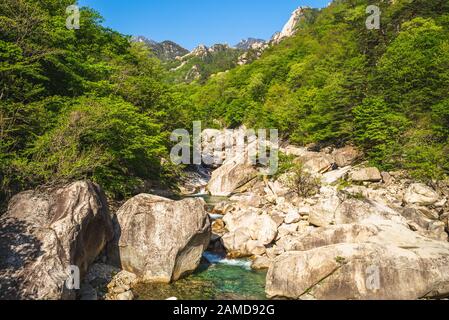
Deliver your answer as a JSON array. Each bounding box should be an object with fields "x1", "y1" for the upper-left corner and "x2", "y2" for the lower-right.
[
  {"x1": 133, "y1": 193, "x2": 268, "y2": 300},
  {"x1": 133, "y1": 253, "x2": 267, "y2": 300}
]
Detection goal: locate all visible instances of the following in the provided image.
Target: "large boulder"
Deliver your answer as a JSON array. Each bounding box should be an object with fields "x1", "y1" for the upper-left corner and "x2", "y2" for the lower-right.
[
  {"x1": 404, "y1": 183, "x2": 440, "y2": 206},
  {"x1": 277, "y1": 218, "x2": 442, "y2": 251},
  {"x1": 332, "y1": 146, "x2": 361, "y2": 168},
  {"x1": 222, "y1": 232, "x2": 268, "y2": 258},
  {"x1": 221, "y1": 228, "x2": 252, "y2": 256},
  {"x1": 333, "y1": 197, "x2": 446, "y2": 241},
  {"x1": 108, "y1": 194, "x2": 210, "y2": 283},
  {"x1": 276, "y1": 224, "x2": 378, "y2": 252},
  {"x1": 248, "y1": 215, "x2": 278, "y2": 245},
  {"x1": 398, "y1": 207, "x2": 448, "y2": 241},
  {"x1": 267, "y1": 218, "x2": 449, "y2": 300},
  {"x1": 207, "y1": 157, "x2": 258, "y2": 197},
  {"x1": 334, "y1": 198, "x2": 408, "y2": 226},
  {"x1": 308, "y1": 191, "x2": 342, "y2": 227},
  {"x1": 222, "y1": 210, "x2": 259, "y2": 232},
  {"x1": 229, "y1": 193, "x2": 263, "y2": 208},
  {"x1": 266, "y1": 242, "x2": 449, "y2": 300},
  {"x1": 349, "y1": 167, "x2": 382, "y2": 182},
  {"x1": 0, "y1": 181, "x2": 113, "y2": 300},
  {"x1": 251, "y1": 256, "x2": 272, "y2": 270},
  {"x1": 222, "y1": 210, "x2": 278, "y2": 256},
  {"x1": 298, "y1": 152, "x2": 334, "y2": 174}
]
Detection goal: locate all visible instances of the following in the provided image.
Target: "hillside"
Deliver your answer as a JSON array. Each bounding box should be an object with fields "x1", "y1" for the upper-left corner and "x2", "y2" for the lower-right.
[
  {"x1": 1, "y1": 0, "x2": 449, "y2": 303},
  {"x1": 1, "y1": 0, "x2": 448, "y2": 203},
  {"x1": 157, "y1": 7, "x2": 315, "y2": 83},
  {"x1": 189, "y1": 0, "x2": 449, "y2": 181},
  {"x1": 0, "y1": 0, "x2": 194, "y2": 202},
  {"x1": 166, "y1": 44, "x2": 245, "y2": 83}
]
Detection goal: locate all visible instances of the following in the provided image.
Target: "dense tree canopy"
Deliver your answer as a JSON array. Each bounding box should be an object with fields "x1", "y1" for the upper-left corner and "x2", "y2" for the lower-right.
[
  {"x1": 189, "y1": 0, "x2": 449, "y2": 180},
  {"x1": 0, "y1": 0, "x2": 194, "y2": 202}
]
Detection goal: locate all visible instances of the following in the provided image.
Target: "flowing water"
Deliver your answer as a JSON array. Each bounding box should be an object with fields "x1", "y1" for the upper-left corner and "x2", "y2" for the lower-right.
[
  {"x1": 133, "y1": 189, "x2": 268, "y2": 300},
  {"x1": 133, "y1": 253, "x2": 267, "y2": 300}
]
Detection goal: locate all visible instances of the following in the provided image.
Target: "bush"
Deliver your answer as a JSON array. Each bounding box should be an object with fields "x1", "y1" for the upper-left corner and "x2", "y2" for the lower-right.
[
  {"x1": 285, "y1": 162, "x2": 321, "y2": 198},
  {"x1": 273, "y1": 152, "x2": 296, "y2": 179}
]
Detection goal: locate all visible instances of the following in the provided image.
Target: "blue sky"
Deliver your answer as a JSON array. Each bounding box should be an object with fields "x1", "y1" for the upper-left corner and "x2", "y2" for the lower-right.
[{"x1": 78, "y1": 0, "x2": 329, "y2": 50}]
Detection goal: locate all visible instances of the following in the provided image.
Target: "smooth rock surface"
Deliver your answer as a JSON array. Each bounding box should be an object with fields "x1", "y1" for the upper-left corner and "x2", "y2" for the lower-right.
[
  {"x1": 332, "y1": 146, "x2": 361, "y2": 168},
  {"x1": 349, "y1": 167, "x2": 382, "y2": 182},
  {"x1": 0, "y1": 181, "x2": 113, "y2": 300},
  {"x1": 207, "y1": 161, "x2": 258, "y2": 196},
  {"x1": 299, "y1": 153, "x2": 334, "y2": 174},
  {"x1": 267, "y1": 241, "x2": 449, "y2": 300},
  {"x1": 404, "y1": 183, "x2": 440, "y2": 206},
  {"x1": 109, "y1": 194, "x2": 210, "y2": 283}
]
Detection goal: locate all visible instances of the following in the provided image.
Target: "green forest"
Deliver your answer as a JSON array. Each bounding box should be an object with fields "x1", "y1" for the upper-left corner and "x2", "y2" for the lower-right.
[{"x1": 1, "y1": 0, "x2": 448, "y2": 204}]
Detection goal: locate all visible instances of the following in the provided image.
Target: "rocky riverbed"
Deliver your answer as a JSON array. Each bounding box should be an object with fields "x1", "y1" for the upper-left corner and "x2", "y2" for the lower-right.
[{"x1": 1, "y1": 127, "x2": 448, "y2": 300}]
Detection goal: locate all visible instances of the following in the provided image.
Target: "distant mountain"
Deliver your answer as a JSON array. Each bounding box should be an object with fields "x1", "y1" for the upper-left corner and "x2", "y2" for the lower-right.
[
  {"x1": 235, "y1": 38, "x2": 266, "y2": 50},
  {"x1": 167, "y1": 43, "x2": 243, "y2": 82},
  {"x1": 180, "y1": 43, "x2": 231, "y2": 60},
  {"x1": 236, "y1": 7, "x2": 314, "y2": 66},
  {"x1": 133, "y1": 36, "x2": 189, "y2": 61},
  {"x1": 132, "y1": 7, "x2": 315, "y2": 82}
]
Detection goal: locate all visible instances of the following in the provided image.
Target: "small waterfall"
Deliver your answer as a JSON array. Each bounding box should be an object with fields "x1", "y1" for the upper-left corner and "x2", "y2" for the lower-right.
[
  {"x1": 194, "y1": 165, "x2": 212, "y2": 185},
  {"x1": 203, "y1": 252, "x2": 252, "y2": 270},
  {"x1": 208, "y1": 213, "x2": 224, "y2": 221},
  {"x1": 185, "y1": 164, "x2": 212, "y2": 196},
  {"x1": 196, "y1": 186, "x2": 208, "y2": 196}
]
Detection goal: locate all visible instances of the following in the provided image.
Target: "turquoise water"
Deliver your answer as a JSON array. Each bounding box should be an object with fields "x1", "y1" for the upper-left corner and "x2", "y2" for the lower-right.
[
  {"x1": 133, "y1": 193, "x2": 268, "y2": 300},
  {"x1": 187, "y1": 194, "x2": 230, "y2": 212},
  {"x1": 133, "y1": 254, "x2": 267, "y2": 300}
]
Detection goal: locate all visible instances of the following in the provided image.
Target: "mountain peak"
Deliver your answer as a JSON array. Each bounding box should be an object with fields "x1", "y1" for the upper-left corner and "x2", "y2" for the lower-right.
[
  {"x1": 235, "y1": 38, "x2": 266, "y2": 50},
  {"x1": 132, "y1": 36, "x2": 189, "y2": 61},
  {"x1": 271, "y1": 6, "x2": 308, "y2": 44}
]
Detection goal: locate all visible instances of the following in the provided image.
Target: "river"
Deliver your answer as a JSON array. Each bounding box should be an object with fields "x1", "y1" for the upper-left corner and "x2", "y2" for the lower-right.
[{"x1": 133, "y1": 187, "x2": 268, "y2": 300}]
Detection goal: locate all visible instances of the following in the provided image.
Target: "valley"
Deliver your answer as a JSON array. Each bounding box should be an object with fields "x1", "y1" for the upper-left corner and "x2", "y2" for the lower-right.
[{"x1": 0, "y1": 0, "x2": 448, "y2": 301}]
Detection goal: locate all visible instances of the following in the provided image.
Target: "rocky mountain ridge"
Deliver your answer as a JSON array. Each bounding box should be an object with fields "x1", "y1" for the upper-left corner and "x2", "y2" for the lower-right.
[
  {"x1": 135, "y1": 6, "x2": 310, "y2": 81},
  {"x1": 235, "y1": 38, "x2": 266, "y2": 50},
  {"x1": 133, "y1": 36, "x2": 189, "y2": 61}
]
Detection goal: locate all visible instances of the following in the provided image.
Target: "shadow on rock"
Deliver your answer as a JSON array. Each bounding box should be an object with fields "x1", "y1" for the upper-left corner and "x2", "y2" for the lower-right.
[{"x1": 0, "y1": 218, "x2": 43, "y2": 300}]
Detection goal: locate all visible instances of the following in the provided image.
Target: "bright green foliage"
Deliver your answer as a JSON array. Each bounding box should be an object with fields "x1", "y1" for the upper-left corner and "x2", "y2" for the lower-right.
[
  {"x1": 403, "y1": 135, "x2": 449, "y2": 181},
  {"x1": 353, "y1": 97, "x2": 410, "y2": 170},
  {"x1": 191, "y1": 0, "x2": 449, "y2": 180},
  {"x1": 375, "y1": 17, "x2": 449, "y2": 115},
  {"x1": 166, "y1": 47, "x2": 244, "y2": 83},
  {"x1": 432, "y1": 99, "x2": 449, "y2": 140},
  {"x1": 0, "y1": 0, "x2": 193, "y2": 202},
  {"x1": 24, "y1": 96, "x2": 167, "y2": 197}
]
